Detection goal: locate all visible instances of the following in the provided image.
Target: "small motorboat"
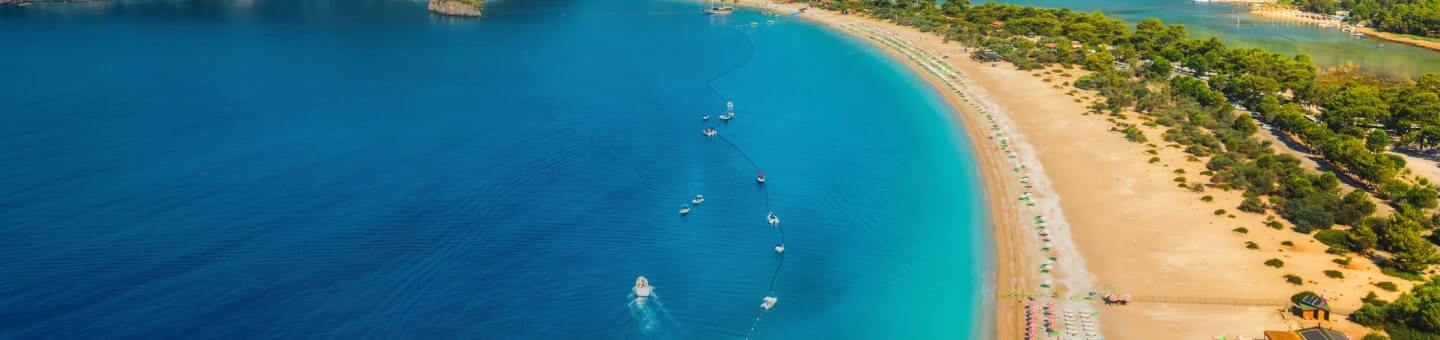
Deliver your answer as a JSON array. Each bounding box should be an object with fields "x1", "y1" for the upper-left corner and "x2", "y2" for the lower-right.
[
  {"x1": 767, "y1": 212, "x2": 780, "y2": 225},
  {"x1": 703, "y1": 127, "x2": 718, "y2": 137},
  {"x1": 760, "y1": 296, "x2": 778, "y2": 310},
  {"x1": 774, "y1": 242, "x2": 785, "y2": 253},
  {"x1": 756, "y1": 171, "x2": 766, "y2": 184},
  {"x1": 634, "y1": 276, "x2": 653, "y2": 297},
  {"x1": 718, "y1": 112, "x2": 732, "y2": 121},
  {"x1": 702, "y1": 115, "x2": 710, "y2": 121},
  {"x1": 726, "y1": 101, "x2": 734, "y2": 112},
  {"x1": 679, "y1": 205, "x2": 691, "y2": 215},
  {"x1": 692, "y1": 195, "x2": 705, "y2": 204}
]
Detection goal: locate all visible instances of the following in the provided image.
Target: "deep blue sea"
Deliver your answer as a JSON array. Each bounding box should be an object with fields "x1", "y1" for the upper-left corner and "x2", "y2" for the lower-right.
[{"x1": 0, "y1": 1, "x2": 988, "y2": 338}]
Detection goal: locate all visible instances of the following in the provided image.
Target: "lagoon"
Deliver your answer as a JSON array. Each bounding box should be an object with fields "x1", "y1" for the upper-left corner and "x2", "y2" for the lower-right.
[{"x1": 991, "y1": 0, "x2": 1440, "y2": 78}]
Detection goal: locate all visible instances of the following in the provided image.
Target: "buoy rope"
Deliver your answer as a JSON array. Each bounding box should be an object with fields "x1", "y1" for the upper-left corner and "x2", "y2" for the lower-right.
[
  {"x1": 696, "y1": 20, "x2": 786, "y2": 340},
  {"x1": 704, "y1": 24, "x2": 756, "y2": 103}
]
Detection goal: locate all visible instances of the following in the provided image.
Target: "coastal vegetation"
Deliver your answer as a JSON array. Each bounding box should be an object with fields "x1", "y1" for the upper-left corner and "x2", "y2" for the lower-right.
[
  {"x1": 1285, "y1": 0, "x2": 1440, "y2": 38},
  {"x1": 800, "y1": 0, "x2": 1440, "y2": 336},
  {"x1": 1350, "y1": 276, "x2": 1440, "y2": 338}
]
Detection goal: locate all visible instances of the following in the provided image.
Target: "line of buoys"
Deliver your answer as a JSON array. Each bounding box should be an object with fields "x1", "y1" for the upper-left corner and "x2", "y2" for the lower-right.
[{"x1": 637, "y1": 16, "x2": 786, "y2": 339}]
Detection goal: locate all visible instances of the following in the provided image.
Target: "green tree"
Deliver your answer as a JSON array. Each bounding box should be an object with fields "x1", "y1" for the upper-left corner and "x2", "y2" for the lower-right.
[
  {"x1": 1349, "y1": 224, "x2": 1379, "y2": 252},
  {"x1": 1145, "y1": 55, "x2": 1172, "y2": 80},
  {"x1": 1391, "y1": 90, "x2": 1440, "y2": 138},
  {"x1": 1083, "y1": 51, "x2": 1116, "y2": 72},
  {"x1": 1338, "y1": 190, "x2": 1378, "y2": 225},
  {"x1": 1322, "y1": 85, "x2": 1390, "y2": 129},
  {"x1": 1367, "y1": 129, "x2": 1390, "y2": 152},
  {"x1": 1389, "y1": 227, "x2": 1438, "y2": 273}
]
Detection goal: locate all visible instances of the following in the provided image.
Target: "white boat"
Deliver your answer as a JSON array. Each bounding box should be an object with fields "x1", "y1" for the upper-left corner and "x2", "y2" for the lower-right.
[
  {"x1": 634, "y1": 276, "x2": 653, "y2": 297},
  {"x1": 703, "y1": 127, "x2": 718, "y2": 137},
  {"x1": 702, "y1": 115, "x2": 710, "y2": 121},
  {"x1": 760, "y1": 296, "x2": 778, "y2": 310},
  {"x1": 692, "y1": 195, "x2": 705, "y2": 204},
  {"x1": 774, "y1": 243, "x2": 785, "y2": 253},
  {"x1": 726, "y1": 101, "x2": 734, "y2": 112},
  {"x1": 718, "y1": 112, "x2": 732, "y2": 121},
  {"x1": 679, "y1": 205, "x2": 691, "y2": 215},
  {"x1": 756, "y1": 171, "x2": 766, "y2": 184},
  {"x1": 767, "y1": 212, "x2": 780, "y2": 225}
]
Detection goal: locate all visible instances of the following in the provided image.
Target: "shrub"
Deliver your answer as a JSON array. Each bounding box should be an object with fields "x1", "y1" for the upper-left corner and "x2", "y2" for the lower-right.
[
  {"x1": 1281, "y1": 241, "x2": 1294, "y2": 247},
  {"x1": 1361, "y1": 291, "x2": 1383, "y2": 305},
  {"x1": 1201, "y1": 195, "x2": 1214, "y2": 202},
  {"x1": 1284, "y1": 274, "x2": 1303, "y2": 285},
  {"x1": 1350, "y1": 303, "x2": 1386, "y2": 327},
  {"x1": 1375, "y1": 281, "x2": 1398, "y2": 292},
  {"x1": 1233, "y1": 227, "x2": 1248, "y2": 234},
  {"x1": 1122, "y1": 126, "x2": 1147, "y2": 143},
  {"x1": 1381, "y1": 267, "x2": 1424, "y2": 281},
  {"x1": 1265, "y1": 259, "x2": 1284, "y2": 268},
  {"x1": 1324, "y1": 270, "x2": 1344, "y2": 279},
  {"x1": 1214, "y1": 209, "x2": 1227, "y2": 215},
  {"x1": 1148, "y1": 157, "x2": 1161, "y2": 164},
  {"x1": 1174, "y1": 176, "x2": 1187, "y2": 183},
  {"x1": 1200, "y1": 170, "x2": 1215, "y2": 176},
  {"x1": 1265, "y1": 220, "x2": 1284, "y2": 230},
  {"x1": 1314, "y1": 229, "x2": 1351, "y2": 249},
  {"x1": 1246, "y1": 241, "x2": 1259, "y2": 249},
  {"x1": 1361, "y1": 334, "x2": 1388, "y2": 340},
  {"x1": 1239, "y1": 196, "x2": 1267, "y2": 213},
  {"x1": 1333, "y1": 257, "x2": 1351, "y2": 266},
  {"x1": 1173, "y1": 169, "x2": 1186, "y2": 174}
]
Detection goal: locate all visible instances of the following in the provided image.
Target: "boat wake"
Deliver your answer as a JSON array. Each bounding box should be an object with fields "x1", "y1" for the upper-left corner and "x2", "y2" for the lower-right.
[{"x1": 626, "y1": 293, "x2": 680, "y2": 337}]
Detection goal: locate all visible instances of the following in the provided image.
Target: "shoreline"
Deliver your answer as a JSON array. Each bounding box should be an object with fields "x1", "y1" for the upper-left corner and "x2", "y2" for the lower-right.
[
  {"x1": 1248, "y1": 4, "x2": 1440, "y2": 52},
  {"x1": 728, "y1": 2, "x2": 1399, "y2": 339},
  {"x1": 726, "y1": 2, "x2": 1089, "y2": 339}
]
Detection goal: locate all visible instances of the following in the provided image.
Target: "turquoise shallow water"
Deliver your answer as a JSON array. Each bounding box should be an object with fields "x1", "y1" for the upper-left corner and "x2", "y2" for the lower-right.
[
  {"x1": 0, "y1": 0, "x2": 988, "y2": 338},
  {"x1": 990, "y1": 0, "x2": 1440, "y2": 78}
]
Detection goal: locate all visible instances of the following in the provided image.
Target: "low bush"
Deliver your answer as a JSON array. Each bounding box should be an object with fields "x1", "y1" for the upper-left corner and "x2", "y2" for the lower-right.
[
  {"x1": 1265, "y1": 259, "x2": 1284, "y2": 268},
  {"x1": 1233, "y1": 227, "x2": 1248, "y2": 234},
  {"x1": 1375, "y1": 281, "x2": 1398, "y2": 292},
  {"x1": 1284, "y1": 274, "x2": 1303, "y2": 285},
  {"x1": 1324, "y1": 270, "x2": 1344, "y2": 279},
  {"x1": 1381, "y1": 267, "x2": 1424, "y2": 281}
]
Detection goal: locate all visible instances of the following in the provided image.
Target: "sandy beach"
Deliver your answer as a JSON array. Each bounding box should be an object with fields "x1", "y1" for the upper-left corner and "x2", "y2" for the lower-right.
[{"x1": 735, "y1": 1, "x2": 1415, "y2": 338}]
